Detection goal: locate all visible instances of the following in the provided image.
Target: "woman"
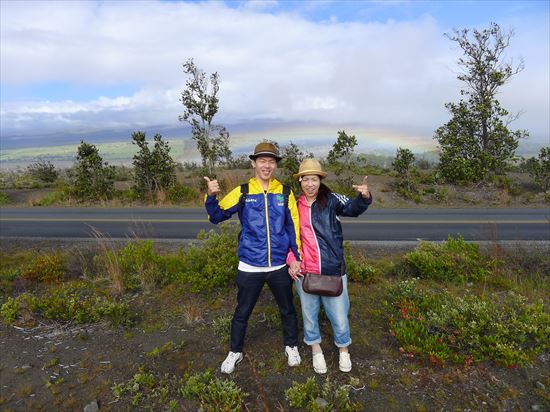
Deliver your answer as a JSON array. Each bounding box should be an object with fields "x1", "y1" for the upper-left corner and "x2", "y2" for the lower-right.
[{"x1": 288, "y1": 158, "x2": 371, "y2": 373}]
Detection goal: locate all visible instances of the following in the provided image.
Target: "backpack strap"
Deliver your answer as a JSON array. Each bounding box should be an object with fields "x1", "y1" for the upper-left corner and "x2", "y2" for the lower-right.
[
  {"x1": 239, "y1": 183, "x2": 249, "y2": 209},
  {"x1": 282, "y1": 184, "x2": 290, "y2": 209}
]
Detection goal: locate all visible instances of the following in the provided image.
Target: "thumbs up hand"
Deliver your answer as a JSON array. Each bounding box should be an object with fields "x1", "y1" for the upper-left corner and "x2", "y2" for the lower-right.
[
  {"x1": 352, "y1": 176, "x2": 370, "y2": 199},
  {"x1": 204, "y1": 176, "x2": 221, "y2": 197}
]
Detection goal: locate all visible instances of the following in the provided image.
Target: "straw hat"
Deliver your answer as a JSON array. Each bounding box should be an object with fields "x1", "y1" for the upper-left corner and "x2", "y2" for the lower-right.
[
  {"x1": 249, "y1": 142, "x2": 282, "y2": 161},
  {"x1": 293, "y1": 158, "x2": 328, "y2": 179}
]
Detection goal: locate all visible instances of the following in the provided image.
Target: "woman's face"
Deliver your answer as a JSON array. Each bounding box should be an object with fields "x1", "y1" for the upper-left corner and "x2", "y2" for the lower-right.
[{"x1": 300, "y1": 175, "x2": 321, "y2": 198}]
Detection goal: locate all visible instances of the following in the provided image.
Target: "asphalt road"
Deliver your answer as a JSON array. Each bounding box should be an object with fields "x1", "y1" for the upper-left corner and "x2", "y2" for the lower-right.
[{"x1": 0, "y1": 207, "x2": 548, "y2": 242}]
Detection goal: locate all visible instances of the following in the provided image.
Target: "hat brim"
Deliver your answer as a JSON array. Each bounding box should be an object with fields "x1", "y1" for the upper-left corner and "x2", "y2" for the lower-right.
[
  {"x1": 249, "y1": 152, "x2": 282, "y2": 161},
  {"x1": 293, "y1": 170, "x2": 328, "y2": 179}
]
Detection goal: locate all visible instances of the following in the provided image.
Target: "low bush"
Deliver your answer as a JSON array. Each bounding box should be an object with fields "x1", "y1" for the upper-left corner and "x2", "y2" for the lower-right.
[
  {"x1": 344, "y1": 242, "x2": 379, "y2": 283},
  {"x1": 181, "y1": 370, "x2": 248, "y2": 412},
  {"x1": 0, "y1": 268, "x2": 19, "y2": 296},
  {"x1": 21, "y1": 252, "x2": 65, "y2": 283},
  {"x1": 92, "y1": 226, "x2": 238, "y2": 294},
  {"x1": 0, "y1": 169, "x2": 20, "y2": 189},
  {"x1": 112, "y1": 366, "x2": 178, "y2": 409},
  {"x1": 404, "y1": 235, "x2": 493, "y2": 283},
  {"x1": 285, "y1": 376, "x2": 362, "y2": 411},
  {"x1": 32, "y1": 189, "x2": 69, "y2": 206},
  {"x1": 15, "y1": 173, "x2": 47, "y2": 189},
  {"x1": 173, "y1": 222, "x2": 239, "y2": 292},
  {"x1": 0, "y1": 192, "x2": 9, "y2": 205},
  {"x1": 212, "y1": 313, "x2": 232, "y2": 343},
  {"x1": 27, "y1": 159, "x2": 58, "y2": 184},
  {"x1": 387, "y1": 278, "x2": 550, "y2": 367},
  {"x1": 0, "y1": 281, "x2": 135, "y2": 326},
  {"x1": 112, "y1": 367, "x2": 247, "y2": 411},
  {"x1": 118, "y1": 240, "x2": 165, "y2": 291},
  {"x1": 167, "y1": 183, "x2": 198, "y2": 203}
]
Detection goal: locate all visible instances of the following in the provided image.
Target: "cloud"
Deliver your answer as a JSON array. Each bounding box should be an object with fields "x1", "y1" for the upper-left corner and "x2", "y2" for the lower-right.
[{"x1": 1, "y1": 0, "x2": 548, "y2": 148}]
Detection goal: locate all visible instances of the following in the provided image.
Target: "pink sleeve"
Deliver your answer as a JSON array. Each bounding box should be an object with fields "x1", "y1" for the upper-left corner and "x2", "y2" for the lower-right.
[{"x1": 286, "y1": 249, "x2": 297, "y2": 266}]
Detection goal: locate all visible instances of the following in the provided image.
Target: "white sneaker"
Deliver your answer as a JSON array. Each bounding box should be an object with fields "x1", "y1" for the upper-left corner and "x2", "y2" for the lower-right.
[
  {"x1": 312, "y1": 352, "x2": 327, "y2": 374},
  {"x1": 221, "y1": 351, "x2": 243, "y2": 374},
  {"x1": 285, "y1": 346, "x2": 301, "y2": 367},
  {"x1": 339, "y1": 351, "x2": 352, "y2": 372}
]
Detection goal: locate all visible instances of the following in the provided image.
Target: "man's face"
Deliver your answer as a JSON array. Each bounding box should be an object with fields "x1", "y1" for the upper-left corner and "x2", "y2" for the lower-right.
[{"x1": 252, "y1": 156, "x2": 277, "y2": 182}]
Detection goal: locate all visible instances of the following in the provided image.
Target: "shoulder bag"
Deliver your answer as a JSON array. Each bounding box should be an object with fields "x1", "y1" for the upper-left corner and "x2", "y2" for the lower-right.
[
  {"x1": 302, "y1": 270, "x2": 343, "y2": 297},
  {"x1": 301, "y1": 226, "x2": 345, "y2": 297}
]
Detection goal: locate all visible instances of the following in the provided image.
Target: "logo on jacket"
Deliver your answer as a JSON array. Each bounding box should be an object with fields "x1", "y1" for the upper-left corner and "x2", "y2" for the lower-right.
[{"x1": 245, "y1": 198, "x2": 257, "y2": 202}]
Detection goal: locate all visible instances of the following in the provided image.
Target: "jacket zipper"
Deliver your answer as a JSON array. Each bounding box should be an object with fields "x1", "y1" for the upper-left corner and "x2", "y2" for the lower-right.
[
  {"x1": 264, "y1": 191, "x2": 271, "y2": 266},
  {"x1": 308, "y1": 199, "x2": 322, "y2": 274}
]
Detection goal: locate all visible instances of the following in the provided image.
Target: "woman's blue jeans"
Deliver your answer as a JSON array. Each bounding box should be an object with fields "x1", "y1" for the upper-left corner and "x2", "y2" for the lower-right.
[{"x1": 295, "y1": 274, "x2": 351, "y2": 347}]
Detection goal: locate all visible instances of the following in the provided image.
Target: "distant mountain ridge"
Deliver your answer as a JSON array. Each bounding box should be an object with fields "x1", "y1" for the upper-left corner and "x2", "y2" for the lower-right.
[{"x1": 1, "y1": 120, "x2": 545, "y2": 167}]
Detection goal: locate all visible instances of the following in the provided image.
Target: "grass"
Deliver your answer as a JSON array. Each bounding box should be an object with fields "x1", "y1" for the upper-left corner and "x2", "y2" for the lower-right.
[{"x1": 0, "y1": 233, "x2": 548, "y2": 410}]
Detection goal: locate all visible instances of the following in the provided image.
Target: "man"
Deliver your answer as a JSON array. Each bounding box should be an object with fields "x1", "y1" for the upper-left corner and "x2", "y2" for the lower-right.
[{"x1": 204, "y1": 142, "x2": 302, "y2": 374}]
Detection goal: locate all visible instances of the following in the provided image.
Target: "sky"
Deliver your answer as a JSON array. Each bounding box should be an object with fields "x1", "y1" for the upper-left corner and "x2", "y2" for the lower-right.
[{"x1": 1, "y1": 0, "x2": 549, "y2": 156}]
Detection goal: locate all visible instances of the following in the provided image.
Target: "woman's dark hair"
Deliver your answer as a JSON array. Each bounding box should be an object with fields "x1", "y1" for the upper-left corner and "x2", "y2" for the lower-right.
[{"x1": 315, "y1": 182, "x2": 331, "y2": 211}]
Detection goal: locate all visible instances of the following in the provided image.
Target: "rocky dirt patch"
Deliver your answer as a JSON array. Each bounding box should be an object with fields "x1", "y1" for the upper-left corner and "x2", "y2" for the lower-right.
[{"x1": 1, "y1": 280, "x2": 548, "y2": 411}]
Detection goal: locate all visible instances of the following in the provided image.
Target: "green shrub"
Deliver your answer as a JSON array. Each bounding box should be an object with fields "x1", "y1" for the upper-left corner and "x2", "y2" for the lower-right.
[
  {"x1": 146, "y1": 341, "x2": 174, "y2": 358},
  {"x1": 32, "y1": 190, "x2": 69, "y2": 206},
  {"x1": 21, "y1": 252, "x2": 65, "y2": 283},
  {"x1": 112, "y1": 367, "x2": 245, "y2": 411},
  {"x1": 0, "y1": 170, "x2": 20, "y2": 189},
  {"x1": 526, "y1": 147, "x2": 550, "y2": 192},
  {"x1": 433, "y1": 187, "x2": 449, "y2": 202},
  {"x1": 285, "y1": 376, "x2": 362, "y2": 411},
  {"x1": 118, "y1": 187, "x2": 141, "y2": 203},
  {"x1": 181, "y1": 370, "x2": 247, "y2": 412},
  {"x1": 112, "y1": 366, "x2": 177, "y2": 408},
  {"x1": 174, "y1": 222, "x2": 239, "y2": 292},
  {"x1": 167, "y1": 183, "x2": 198, "y2": 203},
  {"x1": 0, "y1": 268, "x2": 19, "y2": 296},
  {"x1": 0, "y1": 192, "x2": 9, "y2": 205},
  {"x1": 15, "y1": 173, "x2": 46, "y2": 189},
  {"x1": 0, "y1": 294, "x2": 37, "y2": 323},
  {"x1": 212, "y1": 313, "x2": 232, "y2": 343},
  {"x1": 27, "y1": 159, "x2": 58, "y2": 184},
  {"x1": 118, "y1": 240, "x2": 165, "y2": 291},
  {"x1": 387, "y1": 279, "x2": 550, "y2": 367},
  {"x1": 0, "y1": 282, "x2": 135, "y2": 326},
  {"x1": 404, "y1": 236, "x2": 492, "y2": 283},
  {"x1": 344, "y1": 242, "x2": 378, "y2": 283}
]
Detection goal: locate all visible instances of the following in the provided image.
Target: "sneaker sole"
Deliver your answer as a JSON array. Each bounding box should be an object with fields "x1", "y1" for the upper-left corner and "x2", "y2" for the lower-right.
[
  {"x1": 314, "y1": 367, "x2": 327, "y2": 374},
  {"x1": 339, "y1": 365, "x2": 352, "y2": 372}
]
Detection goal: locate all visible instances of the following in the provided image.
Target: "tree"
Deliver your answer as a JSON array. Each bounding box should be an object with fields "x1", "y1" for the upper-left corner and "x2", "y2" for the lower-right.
[
  {"x1": 435, "y1": 22, "x2": 528, "y2": 183},
  {"x1": 526, "y1": 147, "x2": 550, "y2": 193},
  {"x1": 179, "y1": 58, "x2": 231, "y2": 176},
  {"x1": 279, "y1": 142, "x2": 312, "y2": 193},
  {"x1": 72, "y1": 141, "x2": 115, "y2": 200},
  {"x1": 392, "y1": 147, "x2": 417, "y2": 194},
  {"x1": 327, "y1": 130, "x2": 358, "y2": 190},
  {"x1": 27, "y1": 159, "x2": 58, "y2": 184},
  {"x1": 132, "y1": 131, "x2": 177, "y2": 201}
]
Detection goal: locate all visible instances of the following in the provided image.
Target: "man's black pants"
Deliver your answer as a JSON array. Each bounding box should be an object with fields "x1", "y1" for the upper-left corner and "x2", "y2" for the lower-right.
[{"x1": 230, "y1": 266, "x2": 299, "y2": 352}]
